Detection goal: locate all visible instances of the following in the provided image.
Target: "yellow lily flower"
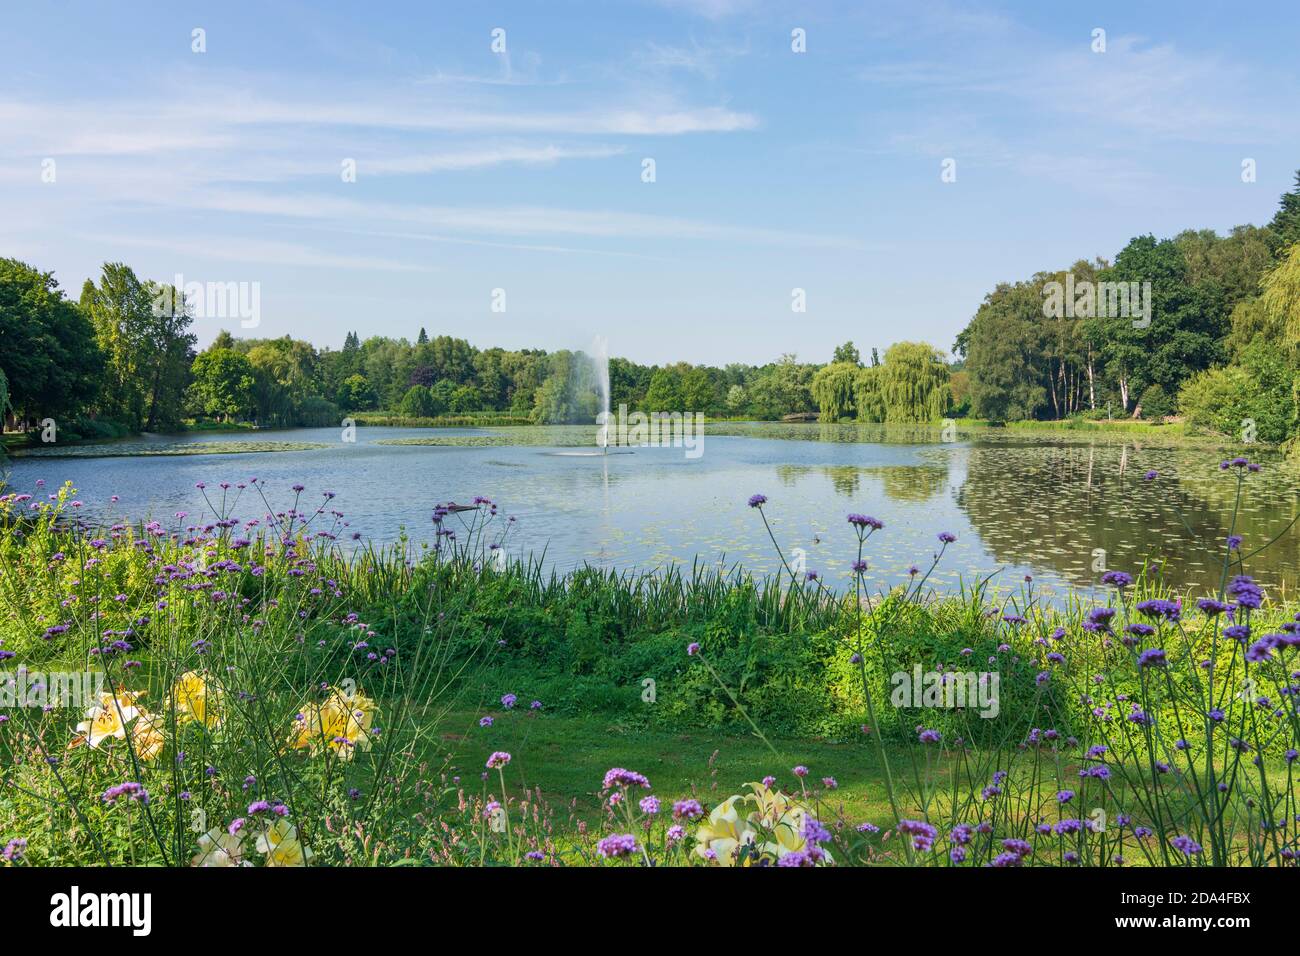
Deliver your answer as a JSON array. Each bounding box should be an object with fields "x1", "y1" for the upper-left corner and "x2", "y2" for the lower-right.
[
  {"x1": 128, "y1": 711, "x2": 167, "y2": 760},
  {"x1": 74, "y1": 692, "x2": 143, "y2": 747},
  {"x1": 290, "y1": 687, "x2": 379, "y2": 761},
  {"x1": 693, "y1": 795, "x2": 758, "y2": 866},
  {"x1": 255, "y1": 819, "x2": 314, "y2": 867},
  {"x1": 693, "y1": 783, "x2": 833, "y2": 866},
  {"x1": 172, "y1": 670, "x2": 222, "y2": 729}
]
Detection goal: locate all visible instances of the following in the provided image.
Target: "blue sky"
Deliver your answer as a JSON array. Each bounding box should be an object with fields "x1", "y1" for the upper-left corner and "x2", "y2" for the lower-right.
[{"x1": 2, "y1": 0, "x2": 1297, "y2": 364}]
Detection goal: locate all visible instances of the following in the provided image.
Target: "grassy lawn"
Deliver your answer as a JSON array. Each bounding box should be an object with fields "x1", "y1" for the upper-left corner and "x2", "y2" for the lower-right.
[
  {"x1": 430, "y1": 707, "x2": 897, "y2": 826},
  {"x1": 421, "y1": 705, "x2": 1294, "y2": 850}
]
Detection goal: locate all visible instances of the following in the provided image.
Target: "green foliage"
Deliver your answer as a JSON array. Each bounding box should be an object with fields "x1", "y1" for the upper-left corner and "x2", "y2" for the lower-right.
[
  {"x1": 0, "y1": 258, "x2": 102, "y2": 424},
  {"x1": 296, "y1": 396, "x2": 341, "y2": 427},
  {"x1": 1104, "y1": 235, "x2": 1228, "y2": 400},
  {"x1": 530, "y1": 351, "x2": 600, "y2": 424},
  {"x1": 449, "y1": 384, "x2": 483, "y2": 414},
  {"x1": 1175, "y1": 225, "x2": 1275, "y2": 304},
  {"x1": 745, "y1": 355, "x2": 816, "y2": 419},
  {"x1": 810, "y1": 362, "x2": 858, "y2": 421},
  {"x1": 962, "y1": 279, "x2": 1051, "y2": 420},
  {"x1": 609, "y1": 355, "x2": 652, "y2": 410},
  {"x1": 398, "y1": 384, "x2": 437, "y2": 418},
  {"x1": 1137, "y1": 383, "x2": 1172, "y2": 419},
  {"x1": 429, "y1": 379, "x2": 457, "y2": 414},
  {"x1": 832, "y1": 341, "x2": 861, "y2": 365},
  {"x1": 815, "y1": 344, "x2": 949, "y2": 423},
  {"x1": 1178, "y1": 339, "x2": 1295, "y2": 442},
  {"x1": 952, "y1": 178, "x2": 1300, "y2": 433},
  {"x1": 1225, "y1": 297, "x2": 1283, "y2": 358},
  {"x1": 1263, "y1": 242, "x2": 1300, "y2": 348},
  {"x1": 189, "y1": 348, "x2": 255, "y2": 421},
  {"x1": 878, "y1": 341, "x2": 951, "y2": 423},
  {"x1": 644, "y1": 362, "x2": 717, "y2": 412},
  {"x1": 79, "y1": 264, "x2": 195, "y2": 431},
  {"x1": 946, "y1": 368, "x2": 971, "y2": 417},
  {"x1": 853, "y1": 365, "x2": 886, "y2": 422},
  {"x1": 339, "y1": 373, "x2": 377, "y2": 412},
  {"x1": 1268, "y1": 168, "x2": 1300, "y2": 255}
]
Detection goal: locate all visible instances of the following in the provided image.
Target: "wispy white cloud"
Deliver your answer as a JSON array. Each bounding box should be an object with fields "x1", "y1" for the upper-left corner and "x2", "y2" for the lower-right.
[
  {"x1": 0, "y1": 87, "x2": 758, "y2": 156},
  {"x1": 0, "y1": 71, "x2": 786, "y2": 258},
  {"x1": 362, "y1": 144, "x2": 626, "y2": 175},
  {"x1": 185, "y1": 144, "x2": 629, "y2": 182}
]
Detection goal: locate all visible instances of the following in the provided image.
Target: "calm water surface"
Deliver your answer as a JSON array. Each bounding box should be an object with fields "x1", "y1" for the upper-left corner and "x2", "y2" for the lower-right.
[{"x1": 6, "y1": 424, "x2": 1298, "y2": 602}]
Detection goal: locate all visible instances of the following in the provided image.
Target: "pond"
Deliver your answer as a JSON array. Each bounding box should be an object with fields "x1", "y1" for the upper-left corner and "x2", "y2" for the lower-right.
[{"x1": 4, "y1": 422, "x2": 1296, "y2": 602}]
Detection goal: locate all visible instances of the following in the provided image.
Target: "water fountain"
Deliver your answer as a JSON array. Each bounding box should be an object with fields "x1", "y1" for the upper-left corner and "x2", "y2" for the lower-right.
[{"x1": 549, "y1": 336, "x2": 631, "y2": 457}]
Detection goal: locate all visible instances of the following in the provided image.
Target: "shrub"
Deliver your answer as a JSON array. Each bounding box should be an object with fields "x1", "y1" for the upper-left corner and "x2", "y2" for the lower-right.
[
  {"x1": 1137, "y1": 384, "x2": 1172, "y2": 420},
  {"x1": 1178, "y1": 347, "x2": 1293, "y2": 442},
  {"x1": 397, "y1": 385, "x2": 436, "y2": 418}
]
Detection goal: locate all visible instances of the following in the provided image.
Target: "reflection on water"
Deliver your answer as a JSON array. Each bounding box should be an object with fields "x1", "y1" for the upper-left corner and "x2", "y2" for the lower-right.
[
  {"x1": 4, "y1": 424, "x2": 1294, "y2": 602},
  {"x1": 955, "y1": 440, "x2": 1299, "y2": 596},
  {"x1": 775, "y1": 463, "x2": 948, "y2": 502}
]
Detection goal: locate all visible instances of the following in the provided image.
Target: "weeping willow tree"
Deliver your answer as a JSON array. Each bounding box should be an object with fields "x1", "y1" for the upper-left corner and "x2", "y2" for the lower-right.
[
  {"x1": 810, "y1": 362, "x2": 858, "y2": 421},
  {"x1": 854, "y1": 364, "x2": 887, "y2": 422},
  {"x1": 1260, "y1": 243, "x2": 1300, "y2": 444},
  {"x1": 878, "y1": 341, "x2": 951, "y2": 423},
  {"x1": 1263, "y1": 243, "x2": 1300, "y2": 348}
]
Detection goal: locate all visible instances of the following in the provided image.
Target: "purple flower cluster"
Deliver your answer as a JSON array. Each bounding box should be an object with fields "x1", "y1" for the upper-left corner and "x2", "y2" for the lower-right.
[
  {"x1": 847, "y1": 514, "x2": 884, "y2": 531},
  {"x1": 596, "y1": 834, "x2": 640, "y2": 859},
  {"x1": 672, "y1": 799, "x2": 704, "y2": 820},
  {"x1": 1135, "y1": 599, "x2": 1181, "y2": 622},
  {"x1": 1170, "y1": 835, "x2": 1203, "y2": 856},
  {"x1": 101, "y1": 782, "x2": 150, "y2": 805},
  {"x1": 602, "y1": 768, "x2": 651, "y2": 791},
  {"x1": 1227, "y1": 575, "x2": 1264, "y2": 610},
  {"x1": 1138, "y1": 648, "x2": 1167, "y2": 668},
  {"x1": 1219, "y1": 457, "x2": 1260, "y2": 472},
  {"x1": 897, "y1": 819, "x2": 938, "y2": 852}
]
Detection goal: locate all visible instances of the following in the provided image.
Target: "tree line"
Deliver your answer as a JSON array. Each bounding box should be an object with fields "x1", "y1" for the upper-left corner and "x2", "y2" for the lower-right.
[
  {"x1": 952, "y1": 170, "x2": 1300, "y2": 441},
  {"x1": 0, "y1": 260, "x2": 835, "y2": 436},
  {"x1": 2, "y1": 171, "x2": 1296, "y2": 442}
]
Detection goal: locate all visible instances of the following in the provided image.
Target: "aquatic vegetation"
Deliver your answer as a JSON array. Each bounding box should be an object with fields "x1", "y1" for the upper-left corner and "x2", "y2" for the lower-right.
[
  {"x1": 378, "y1": 426, "x2": 598, "y2": 448},
  {"x1": 0, "y1": 456, "x2": 1296, "y2": 866},
  {"x1": 11, "y1": 440, "x2": 330, "y2": 459}
]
